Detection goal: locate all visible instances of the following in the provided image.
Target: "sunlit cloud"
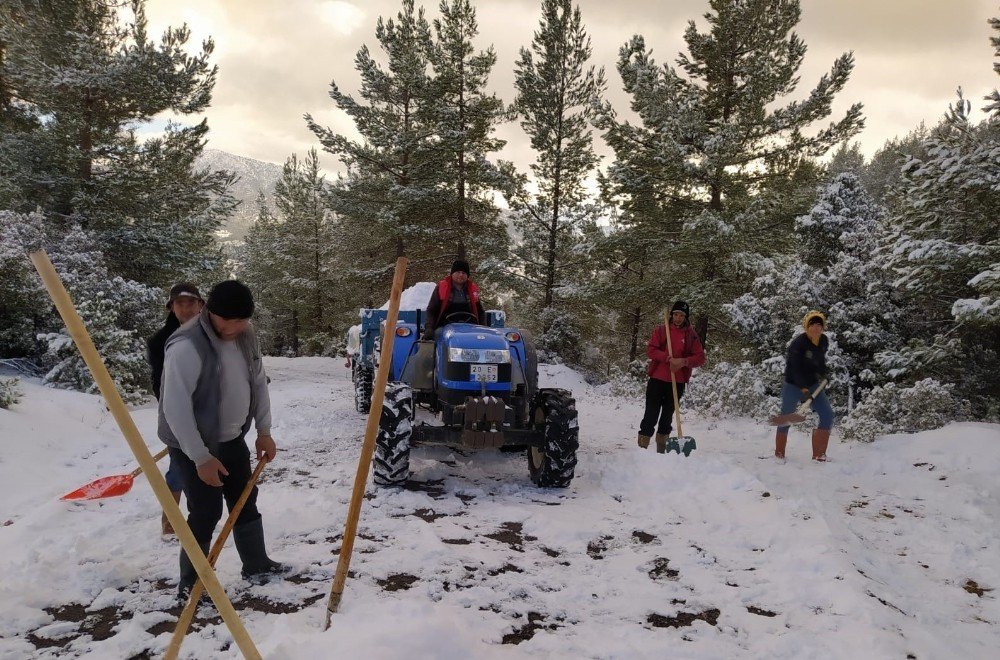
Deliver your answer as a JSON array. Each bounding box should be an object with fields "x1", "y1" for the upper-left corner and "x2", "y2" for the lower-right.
[{"x1": 318, "y1": 1, "x2": 366, "y2": 36}]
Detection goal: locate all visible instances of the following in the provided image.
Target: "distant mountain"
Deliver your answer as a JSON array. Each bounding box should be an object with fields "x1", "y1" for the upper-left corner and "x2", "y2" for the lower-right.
[{"x1": 196, "y1": 148, "x2": 283, "y2": 243}]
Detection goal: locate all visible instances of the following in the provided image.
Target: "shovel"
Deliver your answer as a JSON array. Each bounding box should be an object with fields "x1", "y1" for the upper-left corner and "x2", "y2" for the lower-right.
[
  {"x1": 663, "y1": 312, "x2": 696, "y2": 457},
  {"x1": 769, "y1": 379, "x2": 828, "y2": 426},
  {"x1": 60, "y1": 447, "x2": 169, "y2": 501}
]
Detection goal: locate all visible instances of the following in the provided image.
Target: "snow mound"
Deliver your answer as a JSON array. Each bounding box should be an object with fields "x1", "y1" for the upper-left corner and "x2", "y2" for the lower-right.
[{"x1": 380, "y1": 282, "x2": 436, "y2": 312}]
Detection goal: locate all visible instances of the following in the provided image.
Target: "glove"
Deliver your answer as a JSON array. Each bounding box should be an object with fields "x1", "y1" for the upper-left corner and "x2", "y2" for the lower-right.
[
  {"x1": 422, "y1": 328, "x2": 434, "y2": 340},
  {"x1": 799, "y1": 387, "x2": 810, "y2": 403}
]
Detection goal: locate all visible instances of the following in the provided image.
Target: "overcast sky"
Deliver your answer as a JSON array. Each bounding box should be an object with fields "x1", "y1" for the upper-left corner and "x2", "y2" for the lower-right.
[{"x1": 145, "y1": 0, "x2": 999, "y2": 174}]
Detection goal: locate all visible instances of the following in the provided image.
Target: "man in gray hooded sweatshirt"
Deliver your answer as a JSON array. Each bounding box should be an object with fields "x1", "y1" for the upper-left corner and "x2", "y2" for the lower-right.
[{"x1": 159, "y1": 280, "x2": 284, "y2": 599}]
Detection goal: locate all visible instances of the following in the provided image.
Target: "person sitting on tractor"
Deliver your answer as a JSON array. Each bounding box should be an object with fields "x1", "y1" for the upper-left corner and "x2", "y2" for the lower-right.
[{"x1": 423, "y1": 260, "x2": 487, "y2": 339}]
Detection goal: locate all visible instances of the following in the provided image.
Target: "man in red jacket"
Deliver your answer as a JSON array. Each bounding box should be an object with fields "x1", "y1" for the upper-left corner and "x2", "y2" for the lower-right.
[
  {"x1": 423, "y1": 260, "x2": 487, "y2": 339},
  {"x1": 638, "y1": 301, "x2": 706, "y2": 453}
]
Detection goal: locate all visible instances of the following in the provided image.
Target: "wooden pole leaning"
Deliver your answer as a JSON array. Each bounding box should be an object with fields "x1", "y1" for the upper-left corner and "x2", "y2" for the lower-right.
[
  {"x1": 29, "y1": 250, "x2": 261, "y2": 660},
  {"x1": 663, "y1": 311, "x2": 685, "y2": 439},
  {"x1": 324, "y1": 256, "x2": 408, "y2": 629},
  {"x1": 166, "y1": 457, "x2": 269, "y2": 660}
]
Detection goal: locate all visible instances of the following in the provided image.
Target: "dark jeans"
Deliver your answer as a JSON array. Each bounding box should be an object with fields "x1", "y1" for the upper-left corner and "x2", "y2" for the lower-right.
[
  {"x1": 639, "y1": 378, "x2": 686, "y2": 437},
  {"x1": 168, "y1": 439, "x2": 261, "y2": 545}
]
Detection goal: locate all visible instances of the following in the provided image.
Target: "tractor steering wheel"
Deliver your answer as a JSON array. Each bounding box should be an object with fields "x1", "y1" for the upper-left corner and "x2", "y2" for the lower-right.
[{"x1": 444, "y1": 310, "x2": 478, "y2": 324}]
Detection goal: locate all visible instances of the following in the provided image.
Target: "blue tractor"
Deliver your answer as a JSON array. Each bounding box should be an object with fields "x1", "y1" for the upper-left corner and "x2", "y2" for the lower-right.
[{"x1": 351, "y1": 303, "x2": 579, "y2": 488}]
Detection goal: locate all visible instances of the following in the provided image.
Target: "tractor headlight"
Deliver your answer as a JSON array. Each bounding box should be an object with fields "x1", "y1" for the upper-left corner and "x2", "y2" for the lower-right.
[
  {"x1": 448, "y1": 348, "x2": 511, "y2": 363},
  {"x1": 482, "y1": 349, "x2": 511, "y2": 364},
  {"x1": 448, "y1": 347, "x2": 481, "y2": 362}
]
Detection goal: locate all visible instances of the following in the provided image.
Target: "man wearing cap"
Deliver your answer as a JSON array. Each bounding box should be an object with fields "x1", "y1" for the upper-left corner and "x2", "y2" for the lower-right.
[
  {"x1": 637, "y1": 301, "x2": 706, "y2": 453},
  {"x1": 422, "y1": 260, "x2": 487, "y2": 339},
  {"x1": 774, "y1": 311, "x2": 834, "y2": 462},
  {"x1": 147, "y1": 283, "x2": 204, "y2": 536},
  {"x1": 159, "y1": 280, "x2": 284, "y2": 600}
]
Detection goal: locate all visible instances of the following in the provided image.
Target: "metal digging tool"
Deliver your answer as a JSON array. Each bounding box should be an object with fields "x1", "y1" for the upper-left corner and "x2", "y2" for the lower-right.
[
  {"x1": 663, "y1": 311, "x2": 695, "y2": 457},
  {"x1": 769, "y1": 379, "x2": 828, "y2": 426},
  {"x1": 60, "y1": 448, "x2": 169, "y2": 501}
]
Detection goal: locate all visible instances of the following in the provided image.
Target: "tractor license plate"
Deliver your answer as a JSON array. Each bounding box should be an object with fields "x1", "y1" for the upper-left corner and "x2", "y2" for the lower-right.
[{"x1": 470, "y1": 364, "x2": 498, "y2": 382}]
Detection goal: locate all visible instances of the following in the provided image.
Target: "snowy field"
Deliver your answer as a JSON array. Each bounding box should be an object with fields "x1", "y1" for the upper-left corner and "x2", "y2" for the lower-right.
[{"x1": 0, "y1": 357, "x2": 998, "y2": 659}]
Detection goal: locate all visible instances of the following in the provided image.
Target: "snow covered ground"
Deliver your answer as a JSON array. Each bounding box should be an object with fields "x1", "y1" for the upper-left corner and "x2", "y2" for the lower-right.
[{"x1": 0, "y1": 357, "x2": 998, "y2": 659}]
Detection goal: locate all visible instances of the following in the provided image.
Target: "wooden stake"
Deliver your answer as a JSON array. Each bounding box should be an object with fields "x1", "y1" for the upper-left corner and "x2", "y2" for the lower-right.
[
  {"x1": 29, "y1": 250, "x2": 260, "y2": 660},
  {"x1": 324, "y1": 257, "x2": 408, "y2": 628},
  {"x1": 166, "y1": 457, "x2": 269, "y2": 660},
  {"x1": 664, "y1": 311, "x2": 685, "y2": 439}
]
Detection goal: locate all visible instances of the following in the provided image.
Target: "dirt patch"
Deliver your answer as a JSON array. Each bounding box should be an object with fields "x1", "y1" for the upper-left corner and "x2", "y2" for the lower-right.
[
  {"x1": 540, "y1": 546, "x2": 561, "y2": 558},
  {"x1": 648, "y1": 558, "x2": 679, "y2": 581},
  {"x1": 405, "y1": 479, "x2": 448, "y2": 499},
  {"x1": 235, "y1": 593, "x2": 324, "y2": 614},
  {"x1": 487, "y1": 563, "x2": 524, "y2": 577},
  {"x1": 376, "y1": 573, "x2": 420, "y2": 592},
  {"x1": 409, "y1": 508, "x2": 455, "y2": 523},
  {"x1": 964, "y1": 580, "x2": 993, "y2": 597},
  {"x1": 501, "y1": 612, "x2": 559, "y2": 645},
  {"x1": 747, "y1": 605, "x2": 778, "y2": 617},
  {"x1": 587, "y1": 535, "x2": 614, "y2": 559},
  {"x1": 632, "y1": 530, "x2": 657, "y2": 544},
  {"x1": 485, "y1": 522, "x2": 536, "y2": 552},
  {"x1": 29, "y1": 603, "x2": 134, "y2": 650},
  {"x1": 647, "y1": 608, "x2": 720, "y2": 629},
  {"x1": 442, "y1": 535, "x2": 474, "y2": 545}
]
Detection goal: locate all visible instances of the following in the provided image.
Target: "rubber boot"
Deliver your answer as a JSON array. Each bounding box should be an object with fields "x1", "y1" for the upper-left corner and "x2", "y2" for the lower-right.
[
  {"x1": 178, "y1": 540, "x2": 211, "y2": 601},
  {"x1": 161, "y1": 490, "x2": 182, "y2": 536},
  {"x1": 775, "y1": 429, "x2": 788, "y2": 462},
  {"x1": 812, "y1": 429, "x2": 831, "y2": 462},
  {"x1": 637, "y1": 434, "x2": 650, "y2": 449},
  {"x1": 654, "y1": 433, "x2": 668, "y2": 454},
  {"x1": 233, "y1": 518, "x2": 286, "y2": 582}
]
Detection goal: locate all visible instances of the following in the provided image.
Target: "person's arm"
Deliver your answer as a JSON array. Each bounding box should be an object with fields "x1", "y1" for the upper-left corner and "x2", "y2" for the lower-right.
[
  {"x1": 147, "y1": 334, "x2": 163, "y2": 401},
  {"x1": 647, "y1": 325, "x2": 668, "y2": 362},
  {"x1": 785, "y1": 335, "x2": 808, "y2": 390},
  {"x1": 424, "y1": 289, "x2": 441, "y2": 338},
  {"x1": 249, "y1": 331, "x2": 272, "y2": 435},
  {"x1": 684, "y1": 331, "x2": 706, "y2": 369},
  {"x1": 161, "y1": 339, "x2": 213, "y2": 466}
]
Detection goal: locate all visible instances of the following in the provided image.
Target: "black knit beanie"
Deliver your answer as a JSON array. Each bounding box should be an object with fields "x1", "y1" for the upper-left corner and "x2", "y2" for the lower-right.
[
  {"x1": 670, "y1": 300, "x2": 690, "y2": 317},
  {"x1": 207, "y1": 280, "x2": 255, "y2": 319},
  {"x1": 450, "y1": 260, "x2": 471, "y2": 275}
]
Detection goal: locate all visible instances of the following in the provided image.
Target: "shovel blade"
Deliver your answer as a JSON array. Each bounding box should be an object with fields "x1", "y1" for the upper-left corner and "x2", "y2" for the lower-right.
[
  {"x1": 769, "y1": 412, "x2": 806, "y2": 426},
  {"x1": 680, "y1": 436, "x2": 696, "y2": 457},
  {"x1": 60, "y1": 475, "x2": 135, "y2": 501}
]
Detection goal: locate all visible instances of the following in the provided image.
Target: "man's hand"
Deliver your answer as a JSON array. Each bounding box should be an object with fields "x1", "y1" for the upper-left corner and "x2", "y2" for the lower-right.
[
  {"x1": 669, "y1": 357, "x2": 686, "y2": 372},
  {"x1": 256, "y1": 434, "x2": 277, "y2": 462},
  {"x1": 422, "y1": 328, "x2": 434, "y2": 341},
  {"x1": 197, "y1": 457, "x2": 228, "y2": 487}
]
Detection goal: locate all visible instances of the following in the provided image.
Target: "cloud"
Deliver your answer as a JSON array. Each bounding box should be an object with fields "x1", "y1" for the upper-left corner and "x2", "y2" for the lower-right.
[
  {"x1": 318, "y1": 1, "x2": 366, "y2": 36},
  {"x1": 142, "y1": 0, "x2": 999, "y2": 170}
]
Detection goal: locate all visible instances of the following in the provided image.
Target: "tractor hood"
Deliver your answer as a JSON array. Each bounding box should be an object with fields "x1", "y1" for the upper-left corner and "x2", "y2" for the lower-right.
[{"x1": 441, "y1": 323, "x2": 509, "y2": 354}]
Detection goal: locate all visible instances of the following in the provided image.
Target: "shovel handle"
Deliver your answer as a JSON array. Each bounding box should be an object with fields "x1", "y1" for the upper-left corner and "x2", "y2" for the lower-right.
[
  {"x1": 796, "y1": 379, "x2": 828, "y2": 414},
  {"x1": 128, "y1": 447, "x2": 169, "y2": 478}
]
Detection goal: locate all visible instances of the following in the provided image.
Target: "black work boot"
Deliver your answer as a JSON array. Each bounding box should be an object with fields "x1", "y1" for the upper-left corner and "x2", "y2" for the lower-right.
[
  {"x1": 178, "y1": 540, "x2": 211, "y2": 601},
  {"x1": 233, "y1": 518, "x2": 287, "y2": 583}
]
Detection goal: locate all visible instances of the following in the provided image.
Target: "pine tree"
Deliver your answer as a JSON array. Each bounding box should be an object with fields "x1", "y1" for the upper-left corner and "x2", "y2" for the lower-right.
[
  {"x1": 727, "y1": 173, "x2": 903, "y2": 405},
  {"x1": 0, "y1": 0, "x2": 230, "y2": 287},
  {"x1": 307, "y1": 0, "x2": 442, "y2": 290},
  {"x1": 595, "y1": 0, "x2": 863, "y2": 346},
  {"x1": 508, "y1": 0, "x2": 605, "y2": 359},
  {"x1": 426, "y1": 0, "x2": 512, "y2": 268}
]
